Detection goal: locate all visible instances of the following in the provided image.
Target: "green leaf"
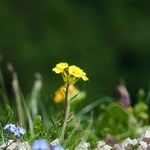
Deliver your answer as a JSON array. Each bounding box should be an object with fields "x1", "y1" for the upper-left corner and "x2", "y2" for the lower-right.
[
  {"x1": 96, "y1": 103, "x2": 139, "y2": 139},
  {"x1": 77, "y1": 97, "x2": 113, "y2": 118},
  {"x1": 0, "y1": 105, "x2": 14, "y2": 126},
  {"x1": 33, "y1": 115, "x2": 45, "y2": 138}
]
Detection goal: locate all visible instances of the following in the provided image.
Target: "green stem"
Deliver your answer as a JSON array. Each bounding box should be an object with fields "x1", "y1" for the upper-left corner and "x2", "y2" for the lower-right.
[{"x1": 60, "y1": 83, "x2": 70, "y2": 144}]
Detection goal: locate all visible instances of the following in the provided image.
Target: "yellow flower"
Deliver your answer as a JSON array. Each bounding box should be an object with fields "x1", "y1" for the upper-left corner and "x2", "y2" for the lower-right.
[
  {"x1": 53, "y1": 85, "x2": 78, "y2": 103},
  {"x1": 52, "y1": 62, "x2": 89, "y2": 84},
  {"x1": 52, "y1": 62, "x2": 68, "y2": 74},
  {"x1": 68, "y1": 65, "x2": 89, "y2": 81},
  {"x1": 54, "y1": 86, "x2": 65, "y2": 103}
]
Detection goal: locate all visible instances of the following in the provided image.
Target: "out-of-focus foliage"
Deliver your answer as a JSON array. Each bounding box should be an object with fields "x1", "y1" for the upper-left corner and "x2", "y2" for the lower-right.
[
  {"x1": 0, "y1": 65, "x2": 150, "y2": 149},
  {"x1": 96, "y1": 103, "x2": 139, "y2": 139},
  {"x1": 95, "y1": 88, "x2": 150, "y2": 142},
  {"x1": 132, "y1": 102, "x2": 148, "y2": 122},
  {"x1": 0, "y1": 0, "x2": 150, "y2": 102}
]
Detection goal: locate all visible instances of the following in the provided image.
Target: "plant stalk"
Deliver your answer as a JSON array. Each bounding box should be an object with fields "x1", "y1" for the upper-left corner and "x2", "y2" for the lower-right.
[{"x1": 60, "y1": 83, "x2": 70, "y2": 144}]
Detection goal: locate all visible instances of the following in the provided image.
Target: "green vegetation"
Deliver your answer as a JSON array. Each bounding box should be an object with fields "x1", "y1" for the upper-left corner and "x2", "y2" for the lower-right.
[
  {"x1": 0, "y1": 1, "x2": 150, "y2": 103},
  {"x1": 0, "y1": 62, "x2": 149, "y2": 149}
]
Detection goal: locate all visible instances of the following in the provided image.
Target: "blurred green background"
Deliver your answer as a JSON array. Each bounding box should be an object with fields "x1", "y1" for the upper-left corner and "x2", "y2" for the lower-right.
[{"x1": 0, "y1": 0, "x2": 150, "y2": 103}]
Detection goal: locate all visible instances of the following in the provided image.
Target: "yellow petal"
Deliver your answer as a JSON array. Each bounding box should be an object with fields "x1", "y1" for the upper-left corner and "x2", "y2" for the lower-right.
[
  {"x1": 53, "y1": 86, "x2": 65, "y2": 103},
  {"x1": 52, "y1": 62, "x2": 68, "y2": 74},
  {"x1": 69, "y1": 65, "x2": 84, "y2": 78},
  {"x1": 82, "y1": 75, "x2": 89, "y2": 81},
  {"x1": 52, "y1": 68, "x2": 62, "y2": 74}
]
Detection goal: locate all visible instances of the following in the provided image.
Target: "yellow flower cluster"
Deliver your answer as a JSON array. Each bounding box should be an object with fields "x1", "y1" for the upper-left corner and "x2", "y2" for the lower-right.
[
  {"x1": 53, "y1": 85, "x2": 78, "y2": 103},
  {"x1": 52, "y1": 62, "x2": 89, "y2": 84}
]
